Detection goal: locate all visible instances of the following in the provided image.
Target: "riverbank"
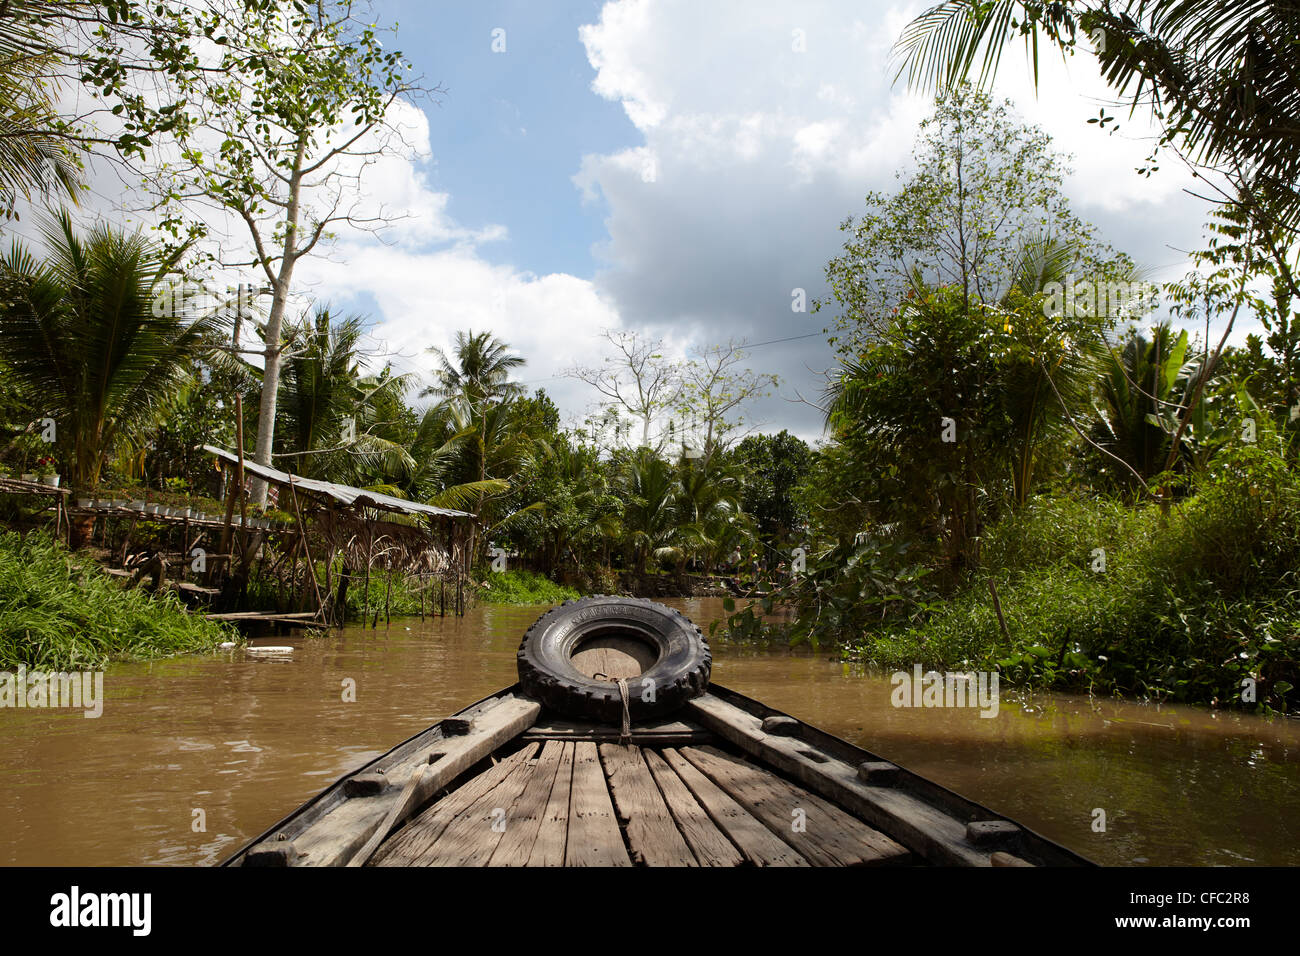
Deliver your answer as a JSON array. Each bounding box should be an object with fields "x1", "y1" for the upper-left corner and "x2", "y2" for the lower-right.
[
  {"x1": 0, "y1": 531, "x2": 236, "y2": 670},
  {"x1": 721, "y1": 477, "x2": 1300, "y2": 715}
]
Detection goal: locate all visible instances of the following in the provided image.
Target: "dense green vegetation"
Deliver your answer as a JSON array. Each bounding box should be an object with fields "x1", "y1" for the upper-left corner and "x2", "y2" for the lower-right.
[
  {"x1": 716, "y1": 88, "x2": 1300, "y2": 714},
  {"x1": 0, "y1": 1, "x2": 1296, "y2": 714},
  {"x1": 0, "y1": 532, "x2": 235, "y2": 670},
  {"x1": 474, "y1": 571, "x2": 582, "y2": 607},
  {"x1": 849, "y1": 447, "x2": 1299, "y2": 711}
]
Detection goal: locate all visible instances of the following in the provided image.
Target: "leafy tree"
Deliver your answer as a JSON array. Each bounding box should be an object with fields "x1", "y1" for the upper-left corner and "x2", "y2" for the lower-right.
[
  {"x1": 731, "y1": 431, "x2": 812, "y2": 553},
  {"x1": 0, "y1": 211, "x2": 224, "y2": 539},
  {"x1": 0, "y1": 2, "x2": 82, "y2": 217},
  {"x1": 504, "y1": 435, "x2": 621, "y2": 576},
  {"x1": 143, "y1": 358, "x2": 245, "y2": 493},
  {"x1": 819, "y1": 88, "x2": 1124, "y2": 354},
  {"x1": 827, "y1": 282, "x2": 1024, "y2": 577},
  {"x1": 116, "y1": 0, "x2": 430, "y2": 506}
]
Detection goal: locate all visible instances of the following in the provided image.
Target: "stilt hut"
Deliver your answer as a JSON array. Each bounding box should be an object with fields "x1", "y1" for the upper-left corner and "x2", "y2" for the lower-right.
[{"x1": 204, "y1": 446, "x2": 474, "y2": 625}]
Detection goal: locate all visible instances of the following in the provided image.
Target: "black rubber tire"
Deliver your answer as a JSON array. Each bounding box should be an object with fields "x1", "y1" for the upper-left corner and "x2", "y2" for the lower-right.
[{"x1": 516, "y1": 595, "x2": 711, "y2": 723}]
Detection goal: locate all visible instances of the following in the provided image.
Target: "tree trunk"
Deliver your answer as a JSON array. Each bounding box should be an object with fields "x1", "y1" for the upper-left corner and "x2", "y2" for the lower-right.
[{"x1": 250, "y1": 135, "x2": 307, "y2": 506}]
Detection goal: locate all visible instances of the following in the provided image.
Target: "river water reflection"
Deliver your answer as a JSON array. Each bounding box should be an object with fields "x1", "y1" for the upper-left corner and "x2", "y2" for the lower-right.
[{"x1": 1, "y1": 598, "x2": 1295, "y2": 865}]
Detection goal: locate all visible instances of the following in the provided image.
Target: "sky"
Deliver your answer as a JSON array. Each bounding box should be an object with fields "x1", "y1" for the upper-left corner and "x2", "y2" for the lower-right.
[{"x1": 42, "y1": 0, "x2": 1235, "y2": 447}]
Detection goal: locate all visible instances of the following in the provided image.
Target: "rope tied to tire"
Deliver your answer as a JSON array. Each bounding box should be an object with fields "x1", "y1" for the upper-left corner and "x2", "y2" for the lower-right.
[{"x1": 593, "y1": 673, "x2": 633, "y2": 746}]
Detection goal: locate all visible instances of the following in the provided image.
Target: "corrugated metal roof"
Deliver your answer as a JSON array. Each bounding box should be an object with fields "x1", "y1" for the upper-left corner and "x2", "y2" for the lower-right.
[{"x1": 204, "y1": 446, "x2": 473, "y2": 520}]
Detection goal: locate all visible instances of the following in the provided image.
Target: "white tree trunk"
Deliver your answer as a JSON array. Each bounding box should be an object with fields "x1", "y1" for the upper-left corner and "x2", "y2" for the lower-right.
[{"x1": 249, "y1": 137, "x2": 306, "y2": 506}]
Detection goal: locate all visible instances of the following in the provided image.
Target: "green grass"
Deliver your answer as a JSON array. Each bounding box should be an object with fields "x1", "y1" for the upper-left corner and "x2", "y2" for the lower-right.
[
  {"x1": 846, "y1": 457, "x2": 1300, "y2": 712},
  {"x1": 473, "y1": 569, "x2": 581, "y2": 606},
  {"x1": 0, "y1": 531, "x2": 237, "y2": 670}
]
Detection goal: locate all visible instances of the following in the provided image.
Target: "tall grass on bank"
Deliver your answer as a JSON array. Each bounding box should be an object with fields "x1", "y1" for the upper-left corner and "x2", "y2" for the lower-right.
[
  {"x1": 473, "y1": 570, "x2": 581, "y2": 606},
  {"x1": 849, "y1": 446, "x2": 1300, "y2": 711},
  {"x1": 0, "y1": 531, "x2": 235, "y2": 670}
]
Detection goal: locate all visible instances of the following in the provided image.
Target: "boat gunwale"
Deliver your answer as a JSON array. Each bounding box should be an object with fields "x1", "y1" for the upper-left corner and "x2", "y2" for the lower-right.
[
  {"x1": 220, "y1": 681, "x2": 1094, "y2": 867},
  {"x1": 701, "y1": 683, "x2": 1095, "y2": 867},
  {"x1": 219, "y1": 685, "x2": 521, "y2": 866}
]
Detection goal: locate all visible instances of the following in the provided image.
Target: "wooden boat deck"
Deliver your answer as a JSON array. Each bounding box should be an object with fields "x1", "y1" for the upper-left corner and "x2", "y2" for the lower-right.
[
  {"x1": 368, "y1": 739, "x2": 910, "y2": 867},
  {"x1": 222, "y1": 685, "x2": 1092, "y2": 868}
]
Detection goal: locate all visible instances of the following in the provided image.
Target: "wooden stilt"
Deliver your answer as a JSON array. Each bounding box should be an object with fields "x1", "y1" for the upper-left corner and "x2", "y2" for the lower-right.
[{"x1": 384, "y1": 567, "x2": 392, "y2": 628}]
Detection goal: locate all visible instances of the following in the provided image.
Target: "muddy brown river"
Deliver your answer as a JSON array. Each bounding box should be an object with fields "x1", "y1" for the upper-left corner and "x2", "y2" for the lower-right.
[{"x1": 1, "y1": 598, "x2": 1296, "y2": 866}]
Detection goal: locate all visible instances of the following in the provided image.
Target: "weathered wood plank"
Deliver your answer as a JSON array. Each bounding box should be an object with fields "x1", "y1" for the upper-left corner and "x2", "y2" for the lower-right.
[
  {"x1": 488, "y1": 740, "x2": 567, "y2": 866},
  {"x1": 423, "y1": 748, "x2": 541, "y2": 866},
  {"x1": 570, "y1": 636, "x2": 656, "y2": 680},
  {"x1": 681, "y1": 745, "x2": 910, "y2": 866},
  {"x1": 660, "y1": 748, "x2": 808, "y2": 867},
  {"x1": 685, "y1": 694, "x2": 991, "y2": 866},
  {"x1": 525, "y1": 742, "x2": 574, "y2": 867},
  {"x1": 565, "y1": 741, "x2": 631, "y2": 867},
  {"x1": 277, "y1": 694, "x2": 539, "y2": 867},
  {"x1": 371, "y1": 744, "x2": 538, "y2": 866},
  {"x1": 643, "y1": 749, "x2": 744, "y2": 867},
  {"x1": 522, "y1": 718, "x2": 710, "y2": 745},
  {"x1": 598, "y1": 744, "x2": 697, "y2": 867}
]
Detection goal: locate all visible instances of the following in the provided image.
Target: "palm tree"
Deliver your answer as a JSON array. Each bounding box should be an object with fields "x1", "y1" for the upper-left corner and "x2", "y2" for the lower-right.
[
  {"x1": 672, "y1": 455, "x2": 745, "y2": 576},
  {"x1": 617, "y1": 447, "x2": 680, "y2": 577},
  {"x1": 1093, "y1": 323, "x2": 1189, "y2": 486},
  {"x1": 0, "y1": 209, "x2": 224, "y2": 541},
  {"x1": 422, "y1": 330, "x2": 525, "y2": 408},
  {"x1": 275, "y1": 307, "x2": 414, "y2": 482},
  {"x1": 0, "y1": 4, "x2": 82, "y2": 218}
]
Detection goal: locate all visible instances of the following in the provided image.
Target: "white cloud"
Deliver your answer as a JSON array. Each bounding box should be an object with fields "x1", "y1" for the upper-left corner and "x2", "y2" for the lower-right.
[
  {"x1": 573, "y1": 0, "x2": 1216, "y2": 439},
  {"x1": 16, "y1": 0, "x2": 1230, "y2": 446},
  {"x1": 297, "y1": 242, "x2": 621, "y2": 422}
]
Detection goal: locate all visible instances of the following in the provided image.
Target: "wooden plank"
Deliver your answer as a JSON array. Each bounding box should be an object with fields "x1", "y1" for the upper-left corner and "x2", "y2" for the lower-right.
[
  {"x1": 570, "y1": 636, "x2": 656, "y2": 680},
  {"x1": 660, "y1": 748, "x2": 808, "y2": 867},
  {"x1": 523, "y1": 729, "x2": 713, "y2": 745},
  {"x1": 371, "y1": 743, "x2": 538, "y2": 866},
  {"x1": 521, "y1": 717, "x2": 711, "y2": 745},
  {"x1": 643, "y1": 749, "x2": 744, "y2": 867},
  {"x1": 681, "y1": 745, "x2": 910, "y2": 866},
  {"x1": 488, "y1": 740, "x2": 567, "y2": 866},
  {"x1": 599, "y1": 744, "x2": 697, "y2": 867},
  {"x1": 268, "y1": 694, "x2": 540, "y2": 867},
  {"x1": 564, "y1": 741, "x2": 631, "y2": 867},
  {"x1": 346, "y1": 764, "x2": 433, "y2": 867},
  {"x1": 685, "y1": 694, "x2": 991, "y2": 866},
  {"x1": 525, "y1": 741, "x2": 574, "y2": 867},
  {"x1": 422, "y1": 747, "x2": 541, "y2": 866}
]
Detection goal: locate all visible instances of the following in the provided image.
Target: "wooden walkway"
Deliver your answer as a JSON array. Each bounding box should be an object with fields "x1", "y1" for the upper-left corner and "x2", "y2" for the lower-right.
[{"x1": 369, "y1": 740, "x2": 911, "y2": 867}]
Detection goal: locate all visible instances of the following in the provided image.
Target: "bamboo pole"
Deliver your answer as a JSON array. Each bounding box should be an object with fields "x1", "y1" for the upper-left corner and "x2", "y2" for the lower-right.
[
  {"x1": 362, "y1": 516, "x2": 372, "y2": 629},
  {"x1": 384, "y1": 566, "x2": 392, "y2": 628},
  {"x1": 287, "y1": 479, "x2": 324, "y2": 618}
]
